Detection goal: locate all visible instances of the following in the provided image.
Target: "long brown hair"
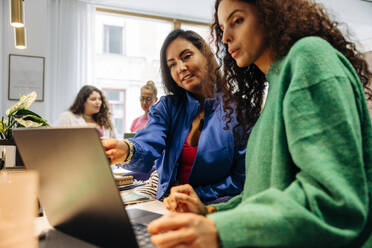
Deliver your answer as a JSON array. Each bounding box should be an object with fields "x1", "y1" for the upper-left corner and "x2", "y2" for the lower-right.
[
  {"x1": 69, "y1": 85, "x2": 114, "y2": 130},
  {"x1": 212, "y1": 0, "x2": 372, "y2": 139}
]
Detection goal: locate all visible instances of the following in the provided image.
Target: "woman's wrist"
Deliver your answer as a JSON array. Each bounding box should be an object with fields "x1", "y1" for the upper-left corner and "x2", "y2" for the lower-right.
[
  {"x1": 205, "y1": 217, "x2": 221, "y2": 248},
  {"x1": 122, "y1": 139, "x2": 134, "y2": 164}
]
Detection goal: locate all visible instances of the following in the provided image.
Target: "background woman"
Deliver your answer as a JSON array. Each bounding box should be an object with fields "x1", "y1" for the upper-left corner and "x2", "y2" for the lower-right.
[
  {"x1": 147, "y1": 0, "x2": 372, "y2": 247},
  {"x1": 130, "y1": 80, "x2": 158, "y2": 133},
  {"x1": 57, "y1": 85, "x2": 116, "y2": 138},
  {"x1": 103, "y1": 29, "x2": 247, "y2": 202}
]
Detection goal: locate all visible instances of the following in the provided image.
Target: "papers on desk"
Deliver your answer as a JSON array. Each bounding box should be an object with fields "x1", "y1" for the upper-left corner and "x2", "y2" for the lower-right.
[
  {"x1": 121, "y1": 180, "x2": 157, "y2": 205},
  {"x1": 121, "y1": 191, "x2": 153, "y2": 205},
  {"x1": 111, "y1": 165, "x2": 132, "y2": 175},
  {"x1": 118, "y1": 183, "x2": 145, "y2": 191},
  {"x1": 112, "y1": 165, "x2": 158, "y2": 205},
  {"x1": 113, "y1": 172, "x2": 146, "y2": 191},
  {"x1": 114, "y1": 174, "x2": 134, "y2": 186}
]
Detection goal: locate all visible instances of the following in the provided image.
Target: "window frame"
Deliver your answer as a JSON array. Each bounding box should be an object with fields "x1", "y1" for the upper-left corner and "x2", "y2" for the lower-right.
[{"x1": 96, "y1": 8, "x2": 210, "y2": 30}]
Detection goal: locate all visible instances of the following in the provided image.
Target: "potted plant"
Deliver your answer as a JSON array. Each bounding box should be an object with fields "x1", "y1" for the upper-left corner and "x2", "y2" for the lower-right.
[{"x1": 0, "y1": 91, "x2": 49, "y2": 168}]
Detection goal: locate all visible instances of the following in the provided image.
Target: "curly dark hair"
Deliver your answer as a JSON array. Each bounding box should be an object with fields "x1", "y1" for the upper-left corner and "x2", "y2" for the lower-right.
[
  {"x1": 160, "y1": 29, "x2": 222, "y2": 99},
  {"x1": 69, "y1": 85, "x2": 113, "y2": 130},
  {"x1": 212, "y1": 0, "x2": 372, "y2": 139}
]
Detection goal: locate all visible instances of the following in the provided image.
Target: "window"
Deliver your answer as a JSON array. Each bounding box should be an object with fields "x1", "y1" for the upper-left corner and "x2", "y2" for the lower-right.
[
  {"x1": 95, "y1": 12, "x2": 173, "y2": 132},
  {"x1": 103, "y1": 25, "x2": 124, "y2": 55},
  {"x1": 103, "y1": 89, "x2": 126, "y2": 138}
]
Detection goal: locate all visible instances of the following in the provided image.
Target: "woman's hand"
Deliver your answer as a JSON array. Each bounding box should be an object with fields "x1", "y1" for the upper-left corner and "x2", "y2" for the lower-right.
[
  {"x1": 164, "y1": 184, "x2": 207, "y2": 215},
  {"x1": 148, "y1": 213, "x2": 219, "y2": 248},
  {"x1": 101, "y1": 139, "x2": 128, "y2": 164}
]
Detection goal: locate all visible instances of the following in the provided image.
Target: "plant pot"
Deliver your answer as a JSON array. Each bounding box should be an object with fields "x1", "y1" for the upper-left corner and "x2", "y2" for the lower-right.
[{"x1": 0, "y1": 138, "x2": 24, "y2": 167}]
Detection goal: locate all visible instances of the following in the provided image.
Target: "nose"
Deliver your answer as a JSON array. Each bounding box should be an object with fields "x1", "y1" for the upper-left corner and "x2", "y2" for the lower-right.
[
  {"x1": 177, "y1": 61, "x2": 187, "y2": 74},
  {"x1": 222, "y1": 28, "x2": 231, "y2": 45}
]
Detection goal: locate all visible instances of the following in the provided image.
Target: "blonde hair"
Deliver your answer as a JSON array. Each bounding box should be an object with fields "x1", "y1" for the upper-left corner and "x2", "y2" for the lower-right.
[{"x1": 141, "y1": 80, "x2": 158, "y2": 98}]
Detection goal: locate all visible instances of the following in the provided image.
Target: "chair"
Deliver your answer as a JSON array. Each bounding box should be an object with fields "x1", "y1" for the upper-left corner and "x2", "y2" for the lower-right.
[{"x1": 124, "y1": 132, "x2": 136, "y2": 139}]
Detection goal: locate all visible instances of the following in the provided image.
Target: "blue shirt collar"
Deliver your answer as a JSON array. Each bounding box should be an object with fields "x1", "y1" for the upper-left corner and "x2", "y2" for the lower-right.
[{"x1": 184, "y1": 91, "x2": 217, "y2": 116}]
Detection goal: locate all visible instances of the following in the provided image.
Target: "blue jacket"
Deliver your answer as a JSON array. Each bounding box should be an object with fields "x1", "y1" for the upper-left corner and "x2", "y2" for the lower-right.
[{"x1": 126, "y1": 92, "x2": 246, "y2": 201}]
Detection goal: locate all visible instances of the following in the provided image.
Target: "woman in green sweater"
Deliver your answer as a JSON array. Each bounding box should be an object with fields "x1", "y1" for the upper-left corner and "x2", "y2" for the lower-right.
[{"x1": 148, "y1": 0, "x2": 372, "y2": 247}]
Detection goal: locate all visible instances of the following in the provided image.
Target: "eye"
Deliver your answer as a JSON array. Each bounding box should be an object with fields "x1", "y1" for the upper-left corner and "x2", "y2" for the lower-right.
[
  {"x1": 168, "y1": 62, "x2": 175, "y2": 69},
  {"x1": 234, "y1": 17, "x2": 243, "y2": 24},
  {"x1": 183, "y1": 52, "x2": 192, "y2": 60}
]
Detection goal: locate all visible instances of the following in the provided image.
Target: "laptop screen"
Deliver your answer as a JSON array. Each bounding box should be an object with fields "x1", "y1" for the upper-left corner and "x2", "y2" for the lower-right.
[{"x1": 13, "y1": 127, "x2": 139, "y2": 247}]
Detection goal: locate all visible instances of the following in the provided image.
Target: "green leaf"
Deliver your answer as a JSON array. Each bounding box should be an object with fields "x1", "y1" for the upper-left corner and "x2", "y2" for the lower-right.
[
  {"x1": 13, "y1": 109, "x2": 42, "y2": 118},
  {"x1": 1, "y1": 91, "x2": 48, "y2": 140},
  {"x1": 20, "y1": 115, "x2": 49, "y2": 126}
]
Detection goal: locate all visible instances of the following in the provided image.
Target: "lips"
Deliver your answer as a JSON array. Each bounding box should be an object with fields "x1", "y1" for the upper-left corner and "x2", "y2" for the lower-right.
[
  {"x1": 181, "y1": 74, "x2": 194, "y2": 82},
  {"x1": 229, "y1": 48, "x2": 239, "y2": 58}
]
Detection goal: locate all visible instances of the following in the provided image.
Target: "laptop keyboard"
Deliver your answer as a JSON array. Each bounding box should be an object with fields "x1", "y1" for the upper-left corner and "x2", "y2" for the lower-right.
[{"x1": 132, "y1": 223, "x2": 156, "y2": 248}]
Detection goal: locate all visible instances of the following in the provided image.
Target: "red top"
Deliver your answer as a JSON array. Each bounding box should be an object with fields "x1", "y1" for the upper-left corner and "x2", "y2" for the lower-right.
[
  {"x1": 130, "y1": 115, "x2": 149, "y2": 132},
  {"x1": 178, "y1": 132, "x2": 198, "y2": 184}
]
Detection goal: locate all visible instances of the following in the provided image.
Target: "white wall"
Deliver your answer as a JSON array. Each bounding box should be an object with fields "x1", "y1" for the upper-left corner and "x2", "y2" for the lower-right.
[
  {"x1": 1, "y1": 0, "x2": 47, "y2": 119},
  {"x1": 315, "y1": 0, "x2": 372, "y2": 51}
]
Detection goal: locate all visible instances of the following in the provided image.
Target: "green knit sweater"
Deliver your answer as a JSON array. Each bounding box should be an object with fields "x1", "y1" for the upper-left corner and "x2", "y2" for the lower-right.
[{"x1": 208, "y1": 37, "x2": 372, "y2": 247}]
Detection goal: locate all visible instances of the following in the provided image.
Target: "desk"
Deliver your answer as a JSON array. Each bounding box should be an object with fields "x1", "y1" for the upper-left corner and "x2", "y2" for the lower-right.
[{"x1": 35, "y1": 200, "x2": 168, "y2": 247}]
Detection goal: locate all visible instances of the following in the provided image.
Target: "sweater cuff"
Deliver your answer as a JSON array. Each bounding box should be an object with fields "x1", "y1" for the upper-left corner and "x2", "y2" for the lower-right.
[
  {"x1": 208, "y1": 209, "x2": 241, "y2": 248},
  {"x1": 126, "y1": 138, "x2": 143, "y2": 164},
  {"x1": 210, "y1": 194, "x2": 243, "y2": 212}
]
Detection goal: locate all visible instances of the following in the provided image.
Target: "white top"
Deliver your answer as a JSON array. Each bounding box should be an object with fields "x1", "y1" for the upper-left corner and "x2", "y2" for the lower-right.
[{"x1": 56, "y1": 111, "x2": 116, "y2": 138}]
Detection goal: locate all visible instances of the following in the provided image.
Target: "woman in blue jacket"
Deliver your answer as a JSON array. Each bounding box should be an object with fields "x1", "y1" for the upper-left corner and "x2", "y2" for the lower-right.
[{"x1": 103, "y1": 29, "x2": 247, "y2": 202}]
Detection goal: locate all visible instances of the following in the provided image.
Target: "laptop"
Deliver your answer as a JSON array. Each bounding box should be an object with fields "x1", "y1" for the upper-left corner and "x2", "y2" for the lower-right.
[{"x1": 13, "y1": 127, "x2": 162, "y2": 248}]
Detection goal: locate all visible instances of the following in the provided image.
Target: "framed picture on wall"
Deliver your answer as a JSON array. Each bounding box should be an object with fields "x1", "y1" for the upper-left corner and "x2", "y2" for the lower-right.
[{"x1": 8, "y1": 54, "x2": 45, "y2": 101}]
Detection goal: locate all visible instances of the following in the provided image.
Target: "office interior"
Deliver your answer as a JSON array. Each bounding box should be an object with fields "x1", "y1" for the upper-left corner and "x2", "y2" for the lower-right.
[
  {"x1": 1, "y1": 0, "x2": 372, "y2": 247},
  {"x1": 0, "y1": 0, "x2": 371, "y2": 138}
]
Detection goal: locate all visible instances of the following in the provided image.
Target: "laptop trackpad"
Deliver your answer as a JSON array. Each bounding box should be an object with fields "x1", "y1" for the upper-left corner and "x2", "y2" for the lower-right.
[{"x1": 126, "y1": 209, "x2": 162, "y2": 225}]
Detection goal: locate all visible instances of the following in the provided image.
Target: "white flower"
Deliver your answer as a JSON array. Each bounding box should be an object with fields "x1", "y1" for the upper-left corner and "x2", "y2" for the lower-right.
[{"x1": 6, "y1": 91, "x2": 37, "y2": 116}]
